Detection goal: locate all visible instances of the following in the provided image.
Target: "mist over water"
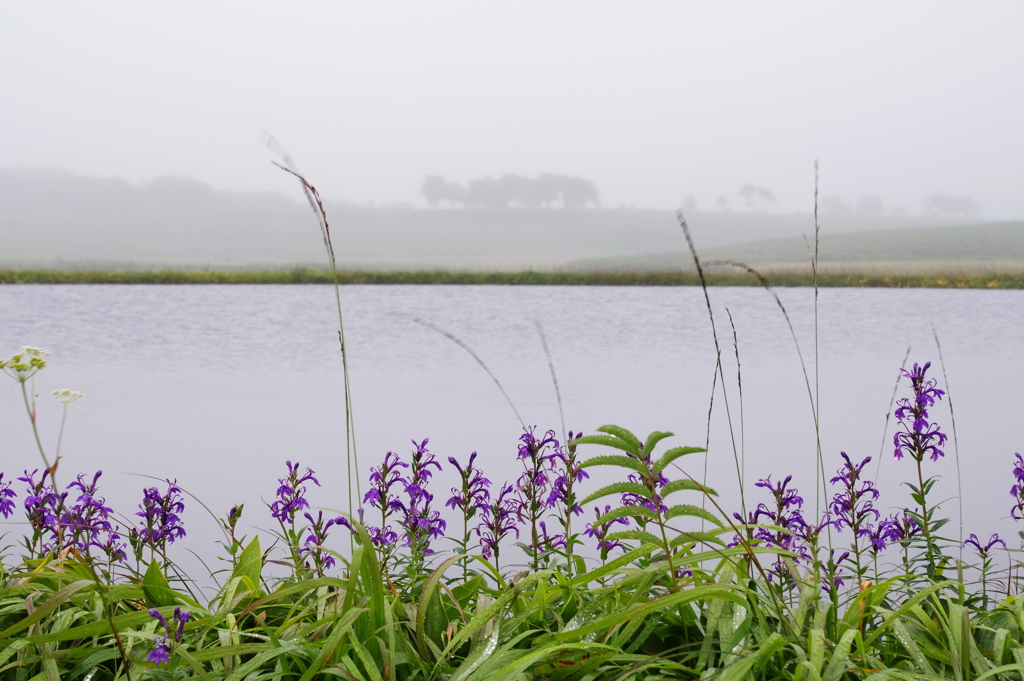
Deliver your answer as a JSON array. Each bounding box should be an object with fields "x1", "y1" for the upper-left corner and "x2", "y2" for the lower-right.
[{"x1": 2, "y1": 284, "x2": 1022, "y2": 584}]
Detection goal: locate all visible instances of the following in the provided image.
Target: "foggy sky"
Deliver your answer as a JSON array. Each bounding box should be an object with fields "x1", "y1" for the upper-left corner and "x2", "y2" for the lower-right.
[{"x1": 3, "y1": 3, "x2": 1023, "y2": 217}]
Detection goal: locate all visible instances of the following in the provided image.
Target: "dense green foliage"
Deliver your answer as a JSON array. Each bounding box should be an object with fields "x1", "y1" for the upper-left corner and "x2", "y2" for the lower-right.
[{"x1": 4, "y1": 268, "x2": 1024, "y2": 288}]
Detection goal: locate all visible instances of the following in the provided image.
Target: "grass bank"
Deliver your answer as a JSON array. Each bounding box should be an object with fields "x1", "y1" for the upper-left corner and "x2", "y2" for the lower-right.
[{"x1": 4, "y1": 267, "x2": 1024, "y2": 288}]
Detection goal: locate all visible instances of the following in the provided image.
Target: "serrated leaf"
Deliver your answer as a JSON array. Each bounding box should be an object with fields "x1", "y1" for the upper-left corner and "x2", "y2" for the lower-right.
[
  {"x1": 596, "y1": 424, "x2": 642, "y2": 451},
  {"x1": 572, "y1": 434, "x2": 639, "y2": 457},
  {"x1": 231, "y1": 536, "x2": 262, "y2": 592},
  {"x1": 143, "y1": 560, "x2": 177, "y2": 608},
  {"x1": 577, "y1": 454, "x2": 648, "y2": 476},
  {"x1": 606, "y1": 529, "x2": 664, "y2": 546},
  {"x1": 664, "y1": 504, "x2": 722, "y2": 526},
  {"x1": 595, "y1": 505, "x2": 656, "y2": 525},
  {"x1": 580, "y1": 482, "x2": 651, "y2": 506},
  {"x1": 641, "y1": 430, "x2": 674, "y2": 456},
  {"x1": 653, "y1": 446, "x2": 705, "y2": 474},
  {"x1": 661, "y1": 479, "x2": 717, "y2": 498}
]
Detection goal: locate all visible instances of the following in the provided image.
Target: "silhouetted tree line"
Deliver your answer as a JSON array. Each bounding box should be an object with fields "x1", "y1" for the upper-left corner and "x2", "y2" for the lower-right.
[{"x1": 420, "y1": 173, "x2": 600, "y2": 208}]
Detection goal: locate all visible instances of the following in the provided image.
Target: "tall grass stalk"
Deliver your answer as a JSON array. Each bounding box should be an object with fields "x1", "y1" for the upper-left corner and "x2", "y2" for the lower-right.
[
  {"x1": 266, "y1": 138, "x2": 361, "y2": 521},
  {"x1": 678, "y1": 211, "x2": 745, "y2": 520}
]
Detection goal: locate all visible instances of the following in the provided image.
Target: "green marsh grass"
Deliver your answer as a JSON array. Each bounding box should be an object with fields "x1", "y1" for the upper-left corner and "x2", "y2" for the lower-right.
[
  {"x1": 6, "y1": 267, "x2": 1024, "y2": 288},
  {"x1": 5, "y1": 195, "x2": 1024, "y2": 681}
]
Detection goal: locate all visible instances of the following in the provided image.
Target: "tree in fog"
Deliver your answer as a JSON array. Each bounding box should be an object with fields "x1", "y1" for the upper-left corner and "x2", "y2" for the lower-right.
[
  {"x1": 856, "y1": 195, "x2": 885, "y2": 217},
  {"x1": 715, "y1": 195, "x2": 730, "y2": 211},
  {"x1": 820, "y1": 194, "x2": 853, "y2": 215},
  {"x1": 737, "y1": 184, "x2": 777, "y2": 212},
  {"x1": 922, "y1": 193, "x2": 979, "y2": 219},
  {"x1": 424, "y1": 173, "x2": 599, "y2": 208},
  {"x1": 420, "y1": 175, "x2": 465, "y2": 207}
]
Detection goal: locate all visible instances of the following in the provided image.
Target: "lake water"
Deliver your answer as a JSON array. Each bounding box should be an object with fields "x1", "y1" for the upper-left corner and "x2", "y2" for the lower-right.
[{"x1": 1, "y1": 284, "x2": 1022, "y2": 584}]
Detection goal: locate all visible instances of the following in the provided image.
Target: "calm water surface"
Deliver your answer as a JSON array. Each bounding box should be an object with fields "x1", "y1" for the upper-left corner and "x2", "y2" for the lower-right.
[{"x1": 1, "y1": 284, "x2": 1021, "y2": 579}]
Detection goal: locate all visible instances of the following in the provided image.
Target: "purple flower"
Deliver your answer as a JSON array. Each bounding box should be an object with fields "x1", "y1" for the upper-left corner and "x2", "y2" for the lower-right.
[
  {"x1": 446, "y1": 452, "x2": 491, "y2": 515},
  {"x1": 829, "y1": 452, "x2": 881, "y2": 537},
  {"x1": 63, "y1": 471, "x2": 127, "y2": 562},
  {"x1": 148, "y1": 636, "x2": 170, "y2": 666},
  {"x1": 822, "y1": 550, "x2": 851, "y2": 592},
  {"x1": 147, "y1": 607, "x2": 189, "y2": 665},
  {"x1": 893, "y1": 362, "x2": 948, "y2": 462},
  {"x1": 0, "y1": 473, "x2": 16, "y2": 519},
  {"x1": 401, "y1": 439, "x2": 446, "y2": 556},
  {"x1": 584, "y1": 504, "x2": 631, "y2": 557},
  {"x1": 19, "y1": 468, "x2": 64, "y2": 555},
  {"x1": 476, "y1": 483, "x2": 520, "y2": 561},
  {"x1": 1011, "y1": 453, "x2": 1024, "y2": 521},
  {"x1": 133, "y1": 479, "x2": 186, "y2": 555},
  {"x1": 866, "y1": 515, "x2": 904, "y2": 553},
  {"x1": 271, "y1": 461, "x2": 320, "y2": 524},
  {"x1": 299, "y1": 511, "x2": 345, "y2": 572},
  {"x1": 964, "y1": 533, "x2": 1006, "y2": 555},
  {"x1": 547, "y1": 432, "x2": 589, "y2": 515}
]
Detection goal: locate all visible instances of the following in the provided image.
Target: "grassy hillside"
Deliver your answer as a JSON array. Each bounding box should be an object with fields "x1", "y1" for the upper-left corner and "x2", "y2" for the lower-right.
[
  {"x1": 565, "y1": 220, "x2": 1024, "y2": 272},
  {"x1": 1, "y1": 168, "x2": 972, "y2": 270}
]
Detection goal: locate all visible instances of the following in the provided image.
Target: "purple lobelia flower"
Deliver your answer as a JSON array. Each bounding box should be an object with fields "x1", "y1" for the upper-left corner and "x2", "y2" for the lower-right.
[
  {"x1": 892, "y1": 361, "x2": 948, "y2": 577},
  {"x1": 476, "y1": 483, "x2": 520, "y2": 570},
  {"x1": 299, "y1": 510, "x2": 345, "y2": 575},
  {"x1": 446, "y1": 451, "x2": 491, "y2": 517},
  {"x1": 132, "y1": 479, "x2": 186, "y2": 559},
  {"x1": 402, "y1": 440, "x2": 446, "y2": 545},
  {"x1": 19, "y1": 468, "x2": 64, "y2": 557},
  {"x1": 829, "y1": 452, "x2": 881, "y2": 579},
  {"x1": 964, "y1": 533, "x2": 1006, "y2": 555},
  {"x1": 447, "y1": 451, "x2": 491, "y2": 576},
  {"x1": 866, "y1": 514, "x2": 904, "y2": 554},
  {"x1": 584, "y1": 504, "x2": 631, "y2": 560},
  {"x1": 515, "y1": 427, "x2": 560, "y2": 569},
  {"x1": 744, "y1": 475, "x2": 817, "y2": 585},
  {"x1": 363, "y1": 450, "x2": 410, "y2": 573},
  {"x1": 546, "y1": 432, "x2": 588, "y2": 516},
  {"x1": 148, "y1": 606, "x2": 189, "y2": 666},
  {"x1": 964, "y1": 533, "x2": 1007, "y2": 608},
  {"x1": 0, "y1": 473, "x2": 17, "y2": 519},
  {"x1": 64, "y1": 471, "x2": 127, "y2": 564},
  {"x1": 1011, "y1": 453, "x2": 1024, "y2": 521},
  {"x1": 271, "y1": 461, "x2": 320, "y2": 525},
  {"x1": 893, "y1": 362, "x2": 948, "y2": 462}
]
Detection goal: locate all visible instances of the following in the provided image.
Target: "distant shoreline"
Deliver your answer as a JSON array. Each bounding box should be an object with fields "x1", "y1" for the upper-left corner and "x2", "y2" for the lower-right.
[{"x1": 2, "y1": 268, "x2": 1024, "y2": 288}]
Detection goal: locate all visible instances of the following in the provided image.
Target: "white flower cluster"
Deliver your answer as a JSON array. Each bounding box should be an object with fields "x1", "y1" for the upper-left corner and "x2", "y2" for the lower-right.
[
  {"x1": 0, "y1": 346, "x2": 51, "y2": 383},
  {"x1": 52, "y1": 388, "x2": 85, "y2": 404}
]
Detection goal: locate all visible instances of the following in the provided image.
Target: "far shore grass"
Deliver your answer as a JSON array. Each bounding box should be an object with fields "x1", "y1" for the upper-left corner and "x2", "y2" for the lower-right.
[{"x1": 3, "y1": 267, "x2": 1024, "y2": 288}]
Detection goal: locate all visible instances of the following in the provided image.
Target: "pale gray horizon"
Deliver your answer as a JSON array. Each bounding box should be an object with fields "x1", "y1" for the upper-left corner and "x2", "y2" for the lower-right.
[{"x1": 3, "y1": 3, "x2": 1023, "y2": 217}]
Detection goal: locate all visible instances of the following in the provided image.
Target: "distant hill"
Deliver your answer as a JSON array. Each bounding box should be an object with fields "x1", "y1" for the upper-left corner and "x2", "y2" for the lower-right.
[
  {"x1": 0, "y1": 168, "x2": 980, "y2": 270},
  {"x1": 565, "y1": 221, "x2": 1024, "y2": 272}
]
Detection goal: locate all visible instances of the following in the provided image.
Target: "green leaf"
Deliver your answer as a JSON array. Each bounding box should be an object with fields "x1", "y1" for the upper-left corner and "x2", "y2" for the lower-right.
[
  {"x1": 664, "y1": 504, "x2": 722, "y2": 526},
  {"x1": 661, "y1": 479, "x2": 717, "y2": 498},
  {"x1": 417, "y1": 554, "x2": 464, "y2": 662},
  {"x1": 653, "y1": 446, "x2": 705, "y2": 475},
  {"x1": 232, "y1": 536, "x2": 262, "y2": 592},
  {"x1": 641, "y1": 430, "x2": 674, "y2": 456},
  {"x1": 577, "y1": 454, "x2": 649, "y2": 477},
  {"x1": 596, "y1": 424, "x2": 643, "y2": 451},
  {"x1": 580, "y1": 482, "x2": 650, "y2": 506},
  {"x1": 606, "y1": 529, "x2": 664, "y2": 546},
  {"x1": 572, "y1": 434, "x2": 639, "y2": 457},
  {"x1": 143, "y1": 560, "x2": 177, "y2": 608},
  {"x1": 595, "y1": 505, "x2": 656, "y2": 525}
]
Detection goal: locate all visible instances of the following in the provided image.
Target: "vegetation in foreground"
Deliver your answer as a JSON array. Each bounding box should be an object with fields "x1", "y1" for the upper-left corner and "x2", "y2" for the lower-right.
[
  {"x1": 4, "y1": 267, "x2": 1024, "y2": 288},
  {"x1": 4, "y1": 344, "x2": 1024, "y2": 680}
]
